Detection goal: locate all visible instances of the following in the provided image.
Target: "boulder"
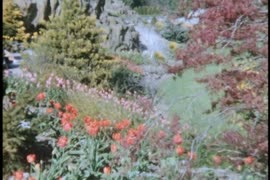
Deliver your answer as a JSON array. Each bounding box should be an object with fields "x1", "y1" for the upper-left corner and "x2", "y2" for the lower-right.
[{"x1": 14, "y1": 0, "x2": 140, "y2": 52}]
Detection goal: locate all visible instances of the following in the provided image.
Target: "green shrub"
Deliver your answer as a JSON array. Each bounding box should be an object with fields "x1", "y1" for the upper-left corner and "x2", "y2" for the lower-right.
[
  {"x1": 30, "y1": 0, "x2": 114, "y2": 87},
  {"x1": 109, "y1": 66, "x2": 144, "y2": 95},
  {"x1": 123, "y1": 0, "x2": 146, "y2": 8},
  {"x1": 134, "y1": 6, "x2": 161, "y2": 15},
  {"x1": 160, "y1": 23, "x2": 189, "y2": 43},
  {"x1": 3, "y1": 76, "x2": 38, "y2": 176},
  {"x1": 3, "y1": 0, "x2": 30, "y2": 50},
  {"x1": 116, "y1": 51, "x2": 150, "y2": 65}
]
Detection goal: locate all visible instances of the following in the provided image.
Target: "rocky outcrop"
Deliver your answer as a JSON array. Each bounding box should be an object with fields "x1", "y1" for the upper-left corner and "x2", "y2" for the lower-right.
[{"x1": 14, "y1": 0, "x2": 140, "y2": 52}]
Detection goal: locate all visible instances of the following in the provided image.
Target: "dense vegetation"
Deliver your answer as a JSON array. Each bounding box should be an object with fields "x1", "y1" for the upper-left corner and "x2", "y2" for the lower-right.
[
  {"x1": 28, "y1": 0, "x2": 114, "y2": 87},
  {"x1": 3, "y1": 0, "x2": 30, "y2": 51},
  {"x1": 3, "y1": 0, "x2": 268, "y2": 179}
]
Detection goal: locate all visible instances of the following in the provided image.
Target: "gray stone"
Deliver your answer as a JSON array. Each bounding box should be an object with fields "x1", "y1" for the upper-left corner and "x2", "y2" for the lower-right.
[{"x1": 14, "y1": 0, "x2": 140, "y2": 52}]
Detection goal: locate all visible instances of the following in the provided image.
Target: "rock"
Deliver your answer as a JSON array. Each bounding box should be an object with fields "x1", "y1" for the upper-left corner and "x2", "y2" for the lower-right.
[{"x1": 14, "y1": 0, "x2": 140, "y2": 52}]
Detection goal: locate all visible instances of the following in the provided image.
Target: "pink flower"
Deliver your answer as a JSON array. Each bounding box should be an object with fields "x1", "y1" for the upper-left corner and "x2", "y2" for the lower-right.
[{"x1": 57, "y1": 136, "x2": 68, "y2": 148}]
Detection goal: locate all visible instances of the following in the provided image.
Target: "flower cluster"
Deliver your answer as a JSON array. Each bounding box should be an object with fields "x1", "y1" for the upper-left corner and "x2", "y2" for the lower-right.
[
  {"x1": 120, "y1": 124, "x2": 146, "y2": 148},
  {"x1": 84, "y1": 116, "x2": 111, "y2": 136},
  {"x1": 58, "y1": 104, "x2": 78, "y2": 131}
]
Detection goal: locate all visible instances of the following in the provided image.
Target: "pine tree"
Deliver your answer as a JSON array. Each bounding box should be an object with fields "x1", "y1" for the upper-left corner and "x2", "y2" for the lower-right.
[
  {"x1": 3, "y1": 0, "x2": 30, "y2": 50},
  {"x1": 31, "y1": 0, "x2": 114, "y2": 87}
]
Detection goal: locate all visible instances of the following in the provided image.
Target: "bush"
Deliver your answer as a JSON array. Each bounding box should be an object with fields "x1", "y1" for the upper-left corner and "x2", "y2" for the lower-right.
[
  {"x1": 115, "y1": 51, "x2": 150, "y2": 65},
  {"x1": 3, "y1": 0, "x2": 30, "y2": 50},
  {"x1": 160, "y1": 23, "x2": 189, "y2": 43},
  {"x1": 134, "y1": 6, "x2": 161, "y2": 15},
  {"x1": 123, "y1": 0, "x2": 146, "y2": 8},
  {"x1": 109, "y1": 66, "x2": 144, "y2": 94},
  {"x1": 30, "y1": 0, "x2": 114, "y2": 87},
  {"x1": 3, "y1": 76, "x2": 39, "y2": 177}
]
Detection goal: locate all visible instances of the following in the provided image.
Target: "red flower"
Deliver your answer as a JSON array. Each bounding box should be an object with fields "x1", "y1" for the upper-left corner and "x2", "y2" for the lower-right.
[
  {"x1": 62, "y1": 121, "x2": 73, "y2": 131},
  {"x1": 57, "y1": 136, "x2": 68, "y2": 148},
  {"x1": 127, "y1": 128, "x2": 138, "y2": 137},
  {"x1": 13, "y1": 170, "x2": 24, "y2": 180},
  {"x1": 137, "y1": 124, "x2": 146, "y2": 132},
  {"x1": 115, "y1": 119, "x2": 130, "y2": 130},
  {"x1": 244, "y1": 156, "x2": 255, "y2": 165},
  {"x1": 36, "y1": 92, "x2": 46, "y2": 101},
  {"x1": 99, "y1": 119, "x2": 111, "y2": 127},
  {"x1": 112, "y1": 132, "x2": 121, "y2": 141},
  {"x1": 54, "y1": 102, "x2": 61, "y2": 110},
  {"x1": 111, "y1": 144, "x2": 117, "y2": 153},
  {"x1": 126, "y1": 135, "x2": 136, "y2": 145},
  {"x1": 84, "y1": 116, "x2": 92, "y2": 124},
  {"x1": 86, "y1": 126, "x2": 99, "y2": 136},
  {"x1": 158, "y1": 130, "x2": 166, "y2": 139},
  {"x1": 103, "y1": 166, "x2": 111, "y2": 175},
  {"x1": 26, "y1": 154, "x2": 36, "y2": 164},
  {"x1": 62, "y1": 113, "x2": 71, "y2": 121},
  {"x1": 65, "y1": 104, "x2": 77, "y2": 116},
  {"x1": 176, "y1": 146, "x2": 185, "y2": 156},
  {"x1": 173, "y1": 134, "x2": 183, "y2": 144}
]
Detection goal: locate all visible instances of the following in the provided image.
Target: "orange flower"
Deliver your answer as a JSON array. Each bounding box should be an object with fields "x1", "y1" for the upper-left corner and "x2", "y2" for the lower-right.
[
  {"x1": 46, "y1": 108, "x2": 53, "y2": 114},
  {"x1": 57, "y1": 136, "x2": 68, "y2": 148},
  {"x1": 112, "y1": 132, "x2": 122, "y2": 141},
  {"x1": 54, "y1": 102, "x2": 61, "y2": 110},
  {"x1": 187, "y1": 152, "x2": 196, "y2": 160},
  {"x1": 111, "y1": 144, "x2": 117, "y2": 153},
  {"x1": 28, "y1": 176, "x2": 36, "y2": 180},
  {"x1": 36, "y1": 92, "x2": 46, "y2": 101},
  {"x1": 158, "y1": 130, "x2": 166, "y2": 139},
  {"x1": 13, "y1": 170, "x2": 24, "y2": 180},
  {"x1": 115, "y1": 119, "x2": 130, "y2": 130},
  {"x1": 244, "y1": 156, "x2": 255, "y2": 165},
  {"x1": 26, "y1": 154, "x2": 36, "y2": 164},
  {"x1": 103, "y1": 166, "x2": 111, "y2": 175},
  {"x1": 173, "y1": 134, "x2": 183, "y2": 144},
  {"x1": 176, "y1": 146, "x2": 185, "y2": 156},
  {"x1": 212, "y1": 155, "x2": 222, "y2": 165}
]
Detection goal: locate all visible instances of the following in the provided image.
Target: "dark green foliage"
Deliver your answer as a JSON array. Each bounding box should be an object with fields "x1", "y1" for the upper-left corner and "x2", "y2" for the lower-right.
[
  {"x1": 134, "y1": 6, "x2": 161, "y2": 15},
  {"x1": 144, "y1": 0, "x2": 180, "y2": 11},
  {"x1": 31, "y1": 0, "x2": 114, "y2": 87},
  {"x1": 3, "y1": 76, "x2": 42, "y2": 176},
  {"x1": 123, "y1": 0, "x2": 146, "y2": 8},
  {"x1": 160, "y1": 23, "x2": 189, "y2": 43},
  {"x1": 3, "y1": 91, "x2": 36, "y2": 175},
  {"x1": 109, "y1": 66, "x2": 144, "y2": 94}
]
